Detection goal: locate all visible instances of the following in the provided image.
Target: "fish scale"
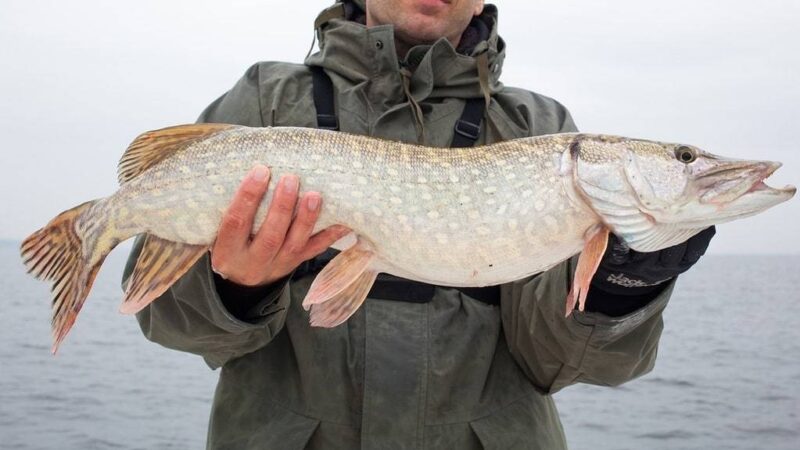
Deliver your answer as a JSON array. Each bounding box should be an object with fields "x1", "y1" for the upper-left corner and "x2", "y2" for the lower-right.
[
  {"x1": 120, "y1": 127, "x2": 591, "y2": 286},
  {"x1": 19, "y1": 124, "x2": 794, "y2": 351}
]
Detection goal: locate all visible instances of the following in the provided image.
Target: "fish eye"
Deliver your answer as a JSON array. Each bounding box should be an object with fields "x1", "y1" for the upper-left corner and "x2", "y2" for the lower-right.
[{"x1": 675, "y1": 146, "x2": 697, "y2": 164}]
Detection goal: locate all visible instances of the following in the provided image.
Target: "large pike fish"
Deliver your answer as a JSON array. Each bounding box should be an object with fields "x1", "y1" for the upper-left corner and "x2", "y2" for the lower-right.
[{"x1": 21, "y1": 124, "x2": 795, "y2": 352}]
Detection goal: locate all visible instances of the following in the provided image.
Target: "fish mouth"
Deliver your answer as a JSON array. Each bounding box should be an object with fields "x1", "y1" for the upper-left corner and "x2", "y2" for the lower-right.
[{"x1": 698, "y1": 160, "x2": 796, "y2": 205}]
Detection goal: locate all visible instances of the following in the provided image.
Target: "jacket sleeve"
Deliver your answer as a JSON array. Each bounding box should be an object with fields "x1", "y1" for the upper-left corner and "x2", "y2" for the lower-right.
[
  {"x1": 126, "y1": 64, "x2": 290, "y2": 369},
  {"x1": 501, "y1": 257, "x2": 671, "y2": 393},
  {"x1": 501, "y1": 96, "x2": 671, "y2": 393}
]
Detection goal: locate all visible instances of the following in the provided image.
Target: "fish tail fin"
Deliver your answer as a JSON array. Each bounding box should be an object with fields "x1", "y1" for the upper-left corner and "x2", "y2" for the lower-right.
[{"x1": 20, "y1": 200, "x2": 117, "y2": 353}]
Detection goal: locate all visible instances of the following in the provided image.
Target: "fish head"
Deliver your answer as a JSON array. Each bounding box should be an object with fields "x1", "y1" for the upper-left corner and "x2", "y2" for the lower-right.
[{"x1": 571, "y1": 135, "x2": 796, "y2": 252}]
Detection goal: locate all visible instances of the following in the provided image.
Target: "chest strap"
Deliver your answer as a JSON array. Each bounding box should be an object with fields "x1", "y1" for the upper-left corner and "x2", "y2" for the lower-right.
[
  {"x1": 300, "y1": 66, "x2": 499, "y2": 306},
  {"x1": 311, "y1": 66, "x2": 339, "y2": 130},
  {"x1": 451, "y1": 97, "x2": 485, "y2": 148}
]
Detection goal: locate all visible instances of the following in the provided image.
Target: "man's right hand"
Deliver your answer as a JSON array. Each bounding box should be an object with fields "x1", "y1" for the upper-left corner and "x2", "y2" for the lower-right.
[{"x1": 210, "y1": 164, "x2": 350, "y2": 287}]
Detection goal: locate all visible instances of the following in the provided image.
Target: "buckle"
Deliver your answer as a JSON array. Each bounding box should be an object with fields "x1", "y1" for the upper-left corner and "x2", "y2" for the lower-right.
[
  {"x1": 317, "y1": 113, "x2": 339, "y2": 131},
  {"x1": 454, "y1": 119, "x2": 481, "y2": 140}
]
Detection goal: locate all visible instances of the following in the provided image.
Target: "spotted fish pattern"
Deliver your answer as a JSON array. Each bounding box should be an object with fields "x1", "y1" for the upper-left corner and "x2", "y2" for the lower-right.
[{"x1": 20, "y1": 124, "x2": 795, "y2": 351}]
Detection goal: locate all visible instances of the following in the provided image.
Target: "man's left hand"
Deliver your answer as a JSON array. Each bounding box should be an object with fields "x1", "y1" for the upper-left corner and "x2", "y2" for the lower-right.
[{"x1": 591, "y1": 226, "x2": 717, "y2": 296}]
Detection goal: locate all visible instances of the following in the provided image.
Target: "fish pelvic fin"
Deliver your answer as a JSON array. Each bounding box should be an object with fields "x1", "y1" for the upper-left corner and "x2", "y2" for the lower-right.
[
  {"x1": 117, "y1": 123, "x2": 237, "y2": 184},
  {"x1": 565, "y1": 225, "x2": 610, "y2": 317},
  {"x1": 309, "y1": 269, "x2": 378, "y2": 328},
  {"x1": 20, "y1": 200, "x2": 117, "y2": 354},
  {"x1": 120, "y1": 235, "x2": 207, "y2": 315},
  {"x1": 302, "y1": 240, "x2": 377, "y2": 327}
]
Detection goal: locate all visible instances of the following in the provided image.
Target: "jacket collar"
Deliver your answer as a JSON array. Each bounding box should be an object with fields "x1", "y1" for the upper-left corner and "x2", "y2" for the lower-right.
[{"x1": 305, "y1": 3, "x2": 506, "y2": 104}]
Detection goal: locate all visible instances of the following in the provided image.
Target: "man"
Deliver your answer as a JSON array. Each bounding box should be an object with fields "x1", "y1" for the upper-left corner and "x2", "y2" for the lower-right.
[{"x1": 126, "y1": 1, "x2": 714, "y2": 448}]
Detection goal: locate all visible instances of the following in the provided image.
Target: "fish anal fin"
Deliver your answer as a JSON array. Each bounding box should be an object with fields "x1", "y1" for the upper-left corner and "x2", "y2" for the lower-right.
[
  {"x1": 565, "y1": 225, "x2": 610, "y2": 317},
  {"x1": 301, "y1": 241, "x2": 375, "y2": 310},
  {"x1": 309, "y1": 270, "x2": 378, "y2": 328},
  {"x1": 118, "y1": 123, "x2": 237, "y2": 184},
  {"x1": 120, "y1": 235, "x2": 207, "y2": 315}
]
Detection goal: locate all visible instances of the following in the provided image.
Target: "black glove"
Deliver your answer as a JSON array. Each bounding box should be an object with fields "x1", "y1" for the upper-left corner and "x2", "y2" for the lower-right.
[{"x1": 584, "y1": 226, "x2": 716, "y2": 316}]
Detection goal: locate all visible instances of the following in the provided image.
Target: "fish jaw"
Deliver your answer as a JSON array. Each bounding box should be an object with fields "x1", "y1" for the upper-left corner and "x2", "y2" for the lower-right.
[
  {"x1": 696, "y1": 159, "x2": 786, "y2": 204},
  {"x1": 665, "y1": 156, "x2": 796, "y2": 228}
]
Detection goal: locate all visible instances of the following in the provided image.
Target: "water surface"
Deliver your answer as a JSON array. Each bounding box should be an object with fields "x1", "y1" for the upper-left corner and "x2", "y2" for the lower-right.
[{"x1": 1, "y1": 243, "x2": 797, "y2": 449}]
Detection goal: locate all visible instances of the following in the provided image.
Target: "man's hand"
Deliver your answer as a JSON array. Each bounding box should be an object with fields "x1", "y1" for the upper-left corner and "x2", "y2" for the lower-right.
[
  {"x1": 582, "y1": 227, "x2": 715, "y2": 316},
  {"x1": 210, "y1": 164, "x2": 350, "y2": 287},
  {"x1": 591, "y1": 226, "x2": 717, "y2": 296}
]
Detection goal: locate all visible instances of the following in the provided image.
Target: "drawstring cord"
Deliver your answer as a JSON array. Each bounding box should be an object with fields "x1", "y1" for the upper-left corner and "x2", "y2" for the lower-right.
[
  {"x1": 476, "y1": 51, "x2": 499, "y2": 142},
  {"x1": 476, "y1": 52, "x2": 491, "y2": 113},
  {"x1": 401, "y1": 53, "x2": 493, "y2": 145},
  {"x1": 400, "y1": 67, "x2": 426, "y2": 143},
  {"x1": 305, "y1": 30, "x2": 318, "y2": 60},
  {"x1": 307, "y1": 3, "x2": 346, "y2": 59}
]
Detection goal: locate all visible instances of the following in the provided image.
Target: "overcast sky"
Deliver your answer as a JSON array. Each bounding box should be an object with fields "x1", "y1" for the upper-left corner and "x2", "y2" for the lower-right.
[{"x1": 1, "y1": 0, "x2": 798, "y2": 254}]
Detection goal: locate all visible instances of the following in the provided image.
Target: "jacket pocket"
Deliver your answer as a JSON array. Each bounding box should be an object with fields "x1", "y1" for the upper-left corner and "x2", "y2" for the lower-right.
[
  {"x1": 468, "y1": 394, "x2": 568, "y2": 450},
  {"x1": 210, "y1": 405, "x2": 320, "y2": 450},
  {"x1": 254, "y1": 408, "x2": 320, "y2": 450}
]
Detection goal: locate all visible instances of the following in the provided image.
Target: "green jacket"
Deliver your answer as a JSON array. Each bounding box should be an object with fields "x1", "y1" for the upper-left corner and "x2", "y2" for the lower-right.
[{"x1": 127, "y1": 4, "x2": 673, "y2": 449}]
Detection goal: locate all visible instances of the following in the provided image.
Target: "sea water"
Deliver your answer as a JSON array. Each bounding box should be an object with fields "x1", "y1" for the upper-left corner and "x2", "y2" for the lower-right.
[{"x1": 0, "y1": 242, "x2": 797, "y2": 449}]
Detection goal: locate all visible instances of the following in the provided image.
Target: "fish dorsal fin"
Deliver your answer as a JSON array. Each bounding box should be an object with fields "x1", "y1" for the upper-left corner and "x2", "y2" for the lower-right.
[{"x1": 117, "y1": 123, "x2": 236, "y2": 184}]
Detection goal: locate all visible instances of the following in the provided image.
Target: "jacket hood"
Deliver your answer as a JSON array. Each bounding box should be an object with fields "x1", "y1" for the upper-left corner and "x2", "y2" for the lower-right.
[{"x1": 305, "y1": 2, "x2": 506, "y2": 105}]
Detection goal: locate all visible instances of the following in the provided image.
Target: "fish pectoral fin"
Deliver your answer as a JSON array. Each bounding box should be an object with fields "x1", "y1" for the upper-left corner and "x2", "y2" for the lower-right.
[
  {"x1": 120, "y1": 235, "x2": 208, "y2": 314},
  {"x1": 117, "y1": 123, "x2": 237, "y2": 184},
  {"x1": 565, "y1": 225, "x2": 610, "y2": 317},
  {"x1": 309, "y1": 269, "x2": 378, "y2": 328},
  {"x1": 301, "y1": 240, "x2": 375, "y2": 311}
]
